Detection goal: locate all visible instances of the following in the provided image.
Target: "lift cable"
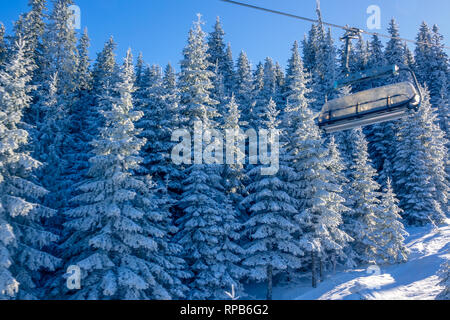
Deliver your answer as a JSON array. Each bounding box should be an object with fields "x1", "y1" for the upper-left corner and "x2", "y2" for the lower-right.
[{"x1": 220, "y1": 0, "x2": 450, "y2": 50}]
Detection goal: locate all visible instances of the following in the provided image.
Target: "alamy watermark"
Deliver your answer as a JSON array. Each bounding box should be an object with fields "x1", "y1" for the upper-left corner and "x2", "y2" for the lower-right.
[
  {"x1": 68, "y1": 5, "x2": 81, "y2": 30},
  {"x1": 171, "y1": 121, "x2": 280, "y2": 175},
  {"x1": 66, "y1": 265, "x2": 81, "y2": 290},
  {"x1": 366, "y1": 5, "x2": 381, "y2": 30}
]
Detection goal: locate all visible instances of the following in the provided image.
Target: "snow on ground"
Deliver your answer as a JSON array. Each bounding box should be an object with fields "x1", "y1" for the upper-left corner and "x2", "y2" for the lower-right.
[{"x1": 245, "y1": 219, "x2": 450, "y2": 300}]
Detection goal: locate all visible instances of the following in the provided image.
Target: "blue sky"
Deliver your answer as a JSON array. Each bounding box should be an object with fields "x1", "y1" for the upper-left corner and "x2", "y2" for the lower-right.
[{"x1": 1, "y1": 0, "x2": 449, "y2": 70}]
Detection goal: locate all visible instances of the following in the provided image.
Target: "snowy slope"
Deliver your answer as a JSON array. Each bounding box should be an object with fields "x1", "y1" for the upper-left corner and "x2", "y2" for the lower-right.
[{"x1": 246, "y1": 219, "x2": 449, "y2": 300}]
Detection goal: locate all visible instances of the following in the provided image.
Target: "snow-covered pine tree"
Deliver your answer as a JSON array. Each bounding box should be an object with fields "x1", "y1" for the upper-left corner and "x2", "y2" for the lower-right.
[
  {"x1": 311, "y1": 28, "x2": 337, "y2": 112},
  {"x1": 210, "y1": 62, "x2": 227, "y2": 122},
  {"x1": 159, "y1": 63, "x2": 184, "y2": 195},
  {"x1": 242, "y1": 98, "x2": 302, "y2": 299},
  {"x1": 34, "y1": 0, "x2": 80, "y2": 213},
  {"x1": 415, "y1": 22, "x2": 433, "y2": 85},
  {"x1": 393, "y1": 88, "x2": 448, "y2": 225},
  {"x1": 13, "y1": 0, "x2": 47, "y2": 75},
  {"x1": 222, "y1": 94, "x2": 248, "y2": 220},
  {"x1": 437, "y1": 261, "x2": 450, "y2": 300},
  {"x1": 302, "y1": 24, "x2": 319, "y2": 73},
  {"x1": 207, "y1": 17, "x2": 234, "y2": 97},
  {"x1": 134, "y1": 52, "x2": 145, "y2": 92},
  {"x1": 135, "y1": 63, "x2": 164, "y2": 175},
  {"x1": 283, "y1": 40, "x2": 312, "y2": 137},
  {"x1": 43, "y1": 0, "x2": 78, "y2": 99},
  {"x1": 0, "y1": 38, "x2": 60, "y2": 300},
  {"x1": 92, "y1": 37, "x2": 118, "y2": 110},
  {"x1": 286, "y1": 96, "x2": 351, "y2": 287},
  {"x1": 429, "y1": 25, "x2": 449, "y2": 136},
  {"x1": 176, "y1": 15, "x2": 245, "y2": 300},
  {"x1": 207, "y1": 17, "x2": 226, "y2": 74},
  {"x1": 234, "y1": 51, "x2": 253, "y2": 127},
  {"x1": 62, "y1": 28, "x2": 94, "y2": 207},
  {"x1": 223, "y1": 43, "x2": 235, "y2": 96},
  {"x1": 60, "y1": 50, "x2": 188, "y2": 300},
  {"x1": 262, "y1": 58, "x2": 277, "y2": 104},
  {"x1": 249, "y1": 62, "x2": 264, "y2": 128},
  {"x1": 251, "y1": 57, "x2": 278, "y2": 129},
  {"x1": 326, "y1": 136, "x2": 349, "y2": 189},
  {"x1": 0, "y1": 23, "x2": 6, "y2": 67},
  {"x1": 404, "y1": 44, "x2": 415, "y2": 70},
  {"x1": 344, "y1": 129, "x2": 384, "y2": 265},
  {"x1": 136, "y1": 62, "x2": 184, "y2": 197},
  {"x1": 274, "y1": 61, "x2": 285, "y2": 106},
  {"x1": 375, "y1": 178, "x2": 409, "y2": 264}
]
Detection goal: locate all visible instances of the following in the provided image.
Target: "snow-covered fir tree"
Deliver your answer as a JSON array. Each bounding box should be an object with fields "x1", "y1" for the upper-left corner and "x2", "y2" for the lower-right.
[
  {"x1": 65, "y1": 28, "x2": 94, "y2": 191},
  {"x1": 437, "y1": 261, "x2": 450, "y2": 300},
  {"x1": 375, "y1": 178, "x2": 409, "y2": 264},
  {"x1": 207, "y1": 17, "x2": 234, "y2": 97},
  {"x1": 11, "y1": 0, "x2": 47, "y2": 100},
  {"x1": 242, "y1": 98, "x2": 303, "y2": 299},
  {"x1": 344, "y1": 129, "x2": 384, "y2": 265},
  {"x1": 313, "y1": 28, "x2": 337, "y2": 111},
  {"x1": 35, "y1": 0, "x2": 79, "y2": 212},
  {"x1": 394, "y1": 88, "x2": 448, "y2": 225},
  {"x1": 134, "y1": 52, "x2": 145, "y2": 92},
  {"x1": 59, "y1": 50, "x2": 188, "y2": 300},
  {"x1": 0, "y1": 39, "x2": 60, "y2": 300},
  {"x1": 251, "y1": 57, "x2": 278, "y2": 128},
  {"x1": 234, "y1": 50, "x2": 253, "y2": 127},
  {"x1": 221, "y1": 94, "x2": 248, "y2": 220},
  {"x1": 302, "y1": 23, "x2": 319, "y2": 73},
  {"x1": 176, "y1": 15, "x2": 245, "y2": 300},
  {"x1": 92, "y1": 37, "x2": 118, "y2": 110},
  {"x1": 42, "y1": 0, "x2": 78, "y2": 98},
  {"x1": 0, "y1": 24, "x2": 6, "y2": 67},
  {"x1": 249, "y1": 62, "x2": 264, "y2": 128},
  {"x1": 285, "y1": 89, "x2": 351, "y2": 287}
]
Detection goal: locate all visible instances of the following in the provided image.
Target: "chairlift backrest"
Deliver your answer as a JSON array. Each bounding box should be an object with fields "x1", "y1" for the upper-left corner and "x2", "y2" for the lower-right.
[
  {"x1": 318, "y1": 64, "x2": 422, "y2": 133},
  {"x1": 321, "y1": 81, "x2": 419, "y2": 118},
  {"x1": 319, "y1": 81, "x2": 421, "y2": 133}
]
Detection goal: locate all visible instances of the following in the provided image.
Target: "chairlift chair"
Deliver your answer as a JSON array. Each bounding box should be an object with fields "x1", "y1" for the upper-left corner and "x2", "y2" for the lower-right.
[{"x1": 318, "y1": 65, "x2": 422, "y2": 134}]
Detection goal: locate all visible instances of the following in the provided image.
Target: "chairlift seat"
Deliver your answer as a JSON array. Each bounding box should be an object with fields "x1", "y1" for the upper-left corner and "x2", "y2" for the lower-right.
[{"x1": 319, "y1": 81, "x2": 420, "y2": 133}]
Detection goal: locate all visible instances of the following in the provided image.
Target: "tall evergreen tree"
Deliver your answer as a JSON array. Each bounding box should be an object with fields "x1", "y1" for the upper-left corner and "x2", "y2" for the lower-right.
[
  {"x1": 234, "y1": 51, "x2": 253, "y2": 126},
  {"x1": 311, "y1": 28, "x2": 337, "y2": 112},
  {"x1": 0, "y1": 39, "x2": 59, "y2": 300},
  {"x1": 134, "y1": 52, "x2": 145, "y2": 92},
  {"x1": 286, "y1": 93, "x2": 351, "y2": 287},
  {"x1": 59, "y1": 50, "x2": 188, "y2": 300},
  {"x1": 35, "y1": 0, "x2": 79, "y2": 212},
  {"x1": 252, "y1": 58, "x2": 277, "y2": 128},
  {"x1": 344, "y1": 129, "x2": 384, "y2": 265},
  {"x1": 242, "y1": 99, "x2": 303, "y2": 299},
  {"x1": 176, "y1": 15, "x2": 245, "y2": 300},
  {"x1": 437, "y1": 262, "x2": 450, "y2": 300},
  {"x1": 0, "y1": 24, "x2": 6, "y2": 67},
  {"x1": 394, "y1": 88, "x2": 448, "y2": 225},
  {"x1": 222, "y1": 94, "x2": 247, "y2": 220},
  {"x1": 42, "y1": 0, "x2": 78, "y2": 98},
  {"x1": 207, "y1": 17, "x2": 234, "y2": 97},
  {"x1": 302, "y1": 24, "x2": 319, "y2": 73},
  {"x1": 375, "y1": 178, "x2": 409, "y2": 264},
  {"x1": 92, "y1": 37, "x2": 118, "y2": 109},
  {"x1": 12, "y1": 0, "x2": 47, "y2": 88}
]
